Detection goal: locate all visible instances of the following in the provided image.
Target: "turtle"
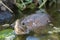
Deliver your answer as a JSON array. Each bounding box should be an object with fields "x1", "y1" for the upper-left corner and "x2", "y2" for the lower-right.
[{"x1": 11, "y1": 9, "x2": 53, "y2": 35}]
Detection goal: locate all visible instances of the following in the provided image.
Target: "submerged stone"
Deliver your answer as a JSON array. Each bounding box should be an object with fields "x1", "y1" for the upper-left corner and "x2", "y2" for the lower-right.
[
  {"x1": 0, "y1": 10, "x2": 14, "y2": 25},
  {"x1": 26, "y1": 36, "x2": 40, "y2": 40}
]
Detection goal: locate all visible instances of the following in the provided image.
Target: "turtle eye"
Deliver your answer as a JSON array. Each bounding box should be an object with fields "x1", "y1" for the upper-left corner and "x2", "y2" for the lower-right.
[
  {"x1": 22, "y1": 22, "x2": 25, "y2": 25},
  {"x1": 41, "y1": 11, "x2": 44, "y2": 13}
]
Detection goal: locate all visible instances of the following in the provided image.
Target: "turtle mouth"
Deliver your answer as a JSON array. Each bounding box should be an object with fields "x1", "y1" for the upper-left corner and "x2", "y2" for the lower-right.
[
  {"x1": 20, "y1": 27, "x2": 25, "y2": 32},
  {"x1": 20, "y1": 26, "x2": 30, "y2": 34},
  {"x1": 15, "y1": 27, "x2": 29, "y2": 35}
]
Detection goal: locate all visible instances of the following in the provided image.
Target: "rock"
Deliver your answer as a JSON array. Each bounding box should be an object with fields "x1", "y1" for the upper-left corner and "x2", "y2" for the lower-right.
[
  {"x1": 0, "y1": 1, "x2": 15, "y2": 25},
  {"x1": 0, "y1": 10, "x2": 14, "y2": 25},
  {"x1": 5, "y1": 35, "x2": 15, "y2": 40},
  {"x1": 0, "y1": 29, "x2": 14, "y2": 40},
  {"x1": 12, "y1": 9, "x2": 51, "y2": 35}
]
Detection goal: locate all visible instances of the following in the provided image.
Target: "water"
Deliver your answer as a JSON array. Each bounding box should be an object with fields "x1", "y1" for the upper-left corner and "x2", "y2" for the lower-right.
[{"x1": 0, "y1": 2, "x2": 60, "y2": 40}]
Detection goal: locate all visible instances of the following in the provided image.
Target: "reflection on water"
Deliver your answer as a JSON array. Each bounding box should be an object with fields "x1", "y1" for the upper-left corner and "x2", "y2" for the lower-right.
[
  {"x1": 26, "y1": 36, "x2": 40, "y2": 40},
  {"x1": 14, "y1": 33, "x2": 60, "y2": 40},
  {"x1": 15, "y1": 35, "x2": 40, "y2": 40}
]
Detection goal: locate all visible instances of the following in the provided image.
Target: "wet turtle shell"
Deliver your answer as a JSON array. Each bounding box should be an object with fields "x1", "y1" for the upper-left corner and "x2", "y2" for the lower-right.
[{"x1": 13, "y1": 9, "x2": 51, "y2": 35}]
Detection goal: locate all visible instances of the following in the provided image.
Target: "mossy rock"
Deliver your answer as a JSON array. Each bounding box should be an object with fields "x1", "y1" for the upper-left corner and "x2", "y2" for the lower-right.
[{"x1": 0, "y1": 29, "x2": 15, "y2": 40}]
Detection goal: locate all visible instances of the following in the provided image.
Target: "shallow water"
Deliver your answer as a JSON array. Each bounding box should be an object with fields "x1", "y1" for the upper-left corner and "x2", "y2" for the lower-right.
[
  {"x1": 0, "y1": 11, "x2": 60, "y2": 40},
  {"x1": 0, "y1": 2, "x2": 60, "y2": 40}
]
